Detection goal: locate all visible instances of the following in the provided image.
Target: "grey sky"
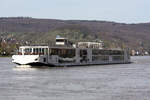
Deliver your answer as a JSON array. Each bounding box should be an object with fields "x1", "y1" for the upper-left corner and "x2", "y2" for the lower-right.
[{"x1": 0, "y1": 0, "x2": 150, "y2": 23}]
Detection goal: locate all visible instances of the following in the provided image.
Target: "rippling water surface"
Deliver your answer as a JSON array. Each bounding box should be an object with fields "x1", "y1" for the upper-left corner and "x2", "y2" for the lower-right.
[{"x1": 0, "y1": 56, "x2": 150, "y2": 100}]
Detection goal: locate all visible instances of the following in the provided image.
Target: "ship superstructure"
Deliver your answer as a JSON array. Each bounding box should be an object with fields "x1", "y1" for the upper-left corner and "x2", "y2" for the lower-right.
[{"x1": 12, "y1": 37, "x2": 130, "y2": 66}]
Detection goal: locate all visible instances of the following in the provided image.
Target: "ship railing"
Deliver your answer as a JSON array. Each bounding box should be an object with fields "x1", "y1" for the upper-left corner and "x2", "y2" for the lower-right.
[{"x1": 16, "y1": 52, "x2": 45, "y2": 55}]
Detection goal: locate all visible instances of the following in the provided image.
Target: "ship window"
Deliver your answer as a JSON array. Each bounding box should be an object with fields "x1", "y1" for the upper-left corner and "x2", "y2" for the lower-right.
[
  {"x1": 112, "y1": 56, "x2": 124, "y2": 61},
  {"x1": 92, "y1": 56, "x2": 109, "y2": 61},
  {"x1": 39, "y1": 48, "x2": 41, "y2": 53},
  {"x1": 92, "y1": 49, "x2": 124, "y2": 55},
  {"x1": 32, "y1": 48, "x2": 46, "y2": 55},
  {"x1": 33, "y1": 48, "x2": 36, "y2": 54},
  {"x1": 42, "y1": 48, "x2": 45, "y2": 54},
  {"x1": 18, "y1": 48, "x2": 23, "y2": 55},
  {"x1": 35, "y1": 48, "x2": 38, "y2": 54},
  {"x1": 111, "y1": 50, "x2": 124, "y2": 55},
  {"x1": 24, "y1": 48, "x2": 32, "y2": 55},
  {"x1": 45, "y1": 48, "x2": 48, "y2": 55},
  {"x1": 80, "y1": 50, "x2": 87, "y2": 57},
  {"x1": 92, "y1": 49, "x2": 99, "y2": 55},
  {"x1": 51, "y1": 49, "x2": 58, "y2": 55},
  {"x1": 92, "y1": 49, "x2": 110, "y2": 55},
  {"x1": 43, "y1": 58, "x2": 46, "y2": 62},
  {"x1": 50, "y1": 48, "x2": 75, "y2": 58},
  {"x1": 56, "y1": 39, "x2": 65, "y2": 42},
  {"x1": 19, "y1": 48, "x2": 22, "y2": 52}
]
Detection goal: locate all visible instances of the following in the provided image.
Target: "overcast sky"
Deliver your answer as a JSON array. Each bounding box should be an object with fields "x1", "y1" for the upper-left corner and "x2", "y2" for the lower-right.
[{"x1": 0, "y1": 0, "x2": 150, "y2": 23}]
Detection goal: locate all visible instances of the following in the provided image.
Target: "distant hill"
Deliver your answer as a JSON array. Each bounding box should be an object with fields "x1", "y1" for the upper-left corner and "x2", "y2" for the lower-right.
[{"x1": 0, "y1": 17, "x2": 150, "y2": 50}]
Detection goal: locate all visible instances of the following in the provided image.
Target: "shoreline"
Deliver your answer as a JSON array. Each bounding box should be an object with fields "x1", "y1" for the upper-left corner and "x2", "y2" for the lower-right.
[{"x1": 0, "y1": 55, "x2": 11, "y2": 57}]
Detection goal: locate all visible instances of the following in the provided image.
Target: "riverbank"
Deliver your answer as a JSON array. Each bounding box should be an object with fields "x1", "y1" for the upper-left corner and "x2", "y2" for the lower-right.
[{"x1": 0, "y1": 55, "x2": 11, "y2": 57}]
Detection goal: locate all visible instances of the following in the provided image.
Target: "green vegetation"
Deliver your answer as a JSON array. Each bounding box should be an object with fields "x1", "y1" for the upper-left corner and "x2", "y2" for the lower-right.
[
  {"x1": 0, "y1": 42, "x2": 18, "y2": 56},
  {"x1": 0, "y1": 17, "x2": 150, "y2": 56}
]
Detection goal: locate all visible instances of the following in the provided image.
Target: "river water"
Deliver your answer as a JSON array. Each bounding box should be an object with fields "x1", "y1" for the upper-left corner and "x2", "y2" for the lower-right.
[{"x1": 0, "y1": 56, "x2": 150, "y2": 100}]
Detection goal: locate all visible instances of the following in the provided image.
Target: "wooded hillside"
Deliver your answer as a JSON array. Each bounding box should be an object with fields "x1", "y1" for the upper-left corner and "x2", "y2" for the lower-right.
[{"x1": 0, "y1": 17, "x2": 150, "y2": 54}]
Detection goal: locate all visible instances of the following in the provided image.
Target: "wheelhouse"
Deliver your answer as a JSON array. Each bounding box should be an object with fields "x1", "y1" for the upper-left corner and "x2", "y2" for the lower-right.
[{"x1": 18, "y1": 46, "x2": 49, "y2": 55}]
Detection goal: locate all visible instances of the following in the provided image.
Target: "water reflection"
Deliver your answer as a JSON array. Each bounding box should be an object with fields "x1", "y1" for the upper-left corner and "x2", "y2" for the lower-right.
[
  {"x1": 13, "y1": 65, "x2": 37, "y2": 71},
  {"x1": 16, "y1": 65, "x2": 32, "y2": 68},
  {"x1": 13, "y1": 65, "x2": 63, "y2": 71}
]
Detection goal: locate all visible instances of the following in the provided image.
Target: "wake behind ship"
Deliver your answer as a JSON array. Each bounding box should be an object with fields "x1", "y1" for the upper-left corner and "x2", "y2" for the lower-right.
[{"x1": 12, "y1": 36, "x2": 131, "y2": 67}]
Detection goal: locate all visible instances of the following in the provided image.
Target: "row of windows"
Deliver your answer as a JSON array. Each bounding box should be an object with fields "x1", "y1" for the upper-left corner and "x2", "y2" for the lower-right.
[
  {"x1": 92, "y1": 56, "x2": 109, "y2": 61},
  {"x1": 50, "y1": 49, "x2": 75, "y2": 58},
  {"x1": 92, "y1": 56, "x2": 124, "y2": 61},
  {"x1": 92, "y1": 50, "x2": 124, "y2": 55},
  {"x1": 19, "y1": 48, "x2": 76, "y2": 57},
  {"x1": 112, "y1": 56, "x2": 124, "y2": 61},
  {"x1": 19, "y1": 48, "x2": 48, "y2": 55},
  {"x1": 19, "y1": 48, "x2": 125, "y2": 60}
]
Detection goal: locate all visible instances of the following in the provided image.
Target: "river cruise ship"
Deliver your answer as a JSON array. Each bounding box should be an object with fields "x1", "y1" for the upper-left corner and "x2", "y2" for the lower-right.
[{"x1": 12, "y1": 37, "x2": 131, "y2": 66}]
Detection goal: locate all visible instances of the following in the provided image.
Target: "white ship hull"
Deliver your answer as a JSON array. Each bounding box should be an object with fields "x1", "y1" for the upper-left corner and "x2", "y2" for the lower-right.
[
  {"x1": 12, "y1": 55, "x2": 48, "y2": 65},
  {"x1": 12, "y1": 39, "x2": 131, "y2": 67},
  {"x1": 12, "y1": 54, "x2": 131, "y2": 67}
]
